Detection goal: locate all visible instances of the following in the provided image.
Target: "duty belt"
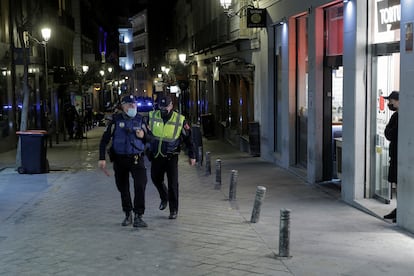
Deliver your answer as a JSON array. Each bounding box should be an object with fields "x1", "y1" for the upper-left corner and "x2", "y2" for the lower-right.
[
  {"x1": 155, "y1": 153, "x2": 179, "y2": 159},
  {"x1": 116, "y1": 153, "x2": 144, "y2": 158},
  {"x1": 116, "y1": 153, "x2": 144, "y2": 164}
]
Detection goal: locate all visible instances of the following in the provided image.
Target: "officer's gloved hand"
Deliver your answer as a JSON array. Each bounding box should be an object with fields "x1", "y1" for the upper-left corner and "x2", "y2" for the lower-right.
[
  {"x1": 98, "y1": 160, "x2": 110, "y2": 176},
  {"x1": 98, "y1": 160, "x2": 106, "y2": 170},
  {"x1": 135, "y1": 129, "x2": 145, "y2": 138}
]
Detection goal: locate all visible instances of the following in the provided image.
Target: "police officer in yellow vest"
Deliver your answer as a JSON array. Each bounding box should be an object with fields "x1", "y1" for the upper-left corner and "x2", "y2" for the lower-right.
[{"x1": 148, "y1": 94, "x2": 196, "y2": 219}]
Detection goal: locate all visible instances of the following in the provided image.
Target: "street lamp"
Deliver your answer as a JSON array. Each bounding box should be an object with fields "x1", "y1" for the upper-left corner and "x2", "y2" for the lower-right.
[
  {"x1": 41, "y1": 27, "x2": 51, "y2": 102},
  {"x1": 178, "y1": 53, "x2": 187, "y2": 64},
  {"x1": 179, "y1": 53, "x2": 186, "y2": 64},
  {"x1": 82, "y1": 65, "x2": 89, "y2": 73},
  {"x1": 220, "y1": 0, "x2": 232, "y2": 9},
  {"x1": 41, "y1": 28, "x2": 51, "y2": 42}
]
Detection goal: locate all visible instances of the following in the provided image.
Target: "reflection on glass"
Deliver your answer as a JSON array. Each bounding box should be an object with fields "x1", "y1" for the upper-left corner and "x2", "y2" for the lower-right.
[{"x1": 332, "y1": 66, "x2": 343, "y2": 124}]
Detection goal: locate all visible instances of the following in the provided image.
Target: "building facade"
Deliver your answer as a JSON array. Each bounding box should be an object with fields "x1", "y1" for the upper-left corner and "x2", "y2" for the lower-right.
[
  {"x1": 0, "y1": 0, "x2": 117, "y2": 153},
  {"x1": 129, "y1": 10, "x2": 152, "y2": 98},
  {"x1": 0, "y1": 0, "x2": 79, "y2": 151},
  {"x1": 171, "y1": 0, "x2": 414, "y2": 233}
]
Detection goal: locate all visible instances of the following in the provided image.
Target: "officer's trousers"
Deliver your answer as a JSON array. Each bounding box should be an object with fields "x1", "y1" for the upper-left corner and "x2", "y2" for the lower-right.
[
  {"x1": 113, "y1": 154, "x2": 147, "y2": 215},
  {"x1": 151, "y1": 155, "x2": 179, "y2": 213}
]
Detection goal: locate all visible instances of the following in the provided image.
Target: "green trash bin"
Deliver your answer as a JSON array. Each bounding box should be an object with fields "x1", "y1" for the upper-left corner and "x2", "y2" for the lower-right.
[{"x1": 16, "y1": 130, "x2": 49, "y2": 174}]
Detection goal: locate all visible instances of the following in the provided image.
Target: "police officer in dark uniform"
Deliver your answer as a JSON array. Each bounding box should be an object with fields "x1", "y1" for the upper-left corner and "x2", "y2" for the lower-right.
[
  {"x1": 98, "y1": 95, "x2": 148, "y2": 227},
  {"x1": 147, "y1": 94, "x2": 196, "y2": 219}
]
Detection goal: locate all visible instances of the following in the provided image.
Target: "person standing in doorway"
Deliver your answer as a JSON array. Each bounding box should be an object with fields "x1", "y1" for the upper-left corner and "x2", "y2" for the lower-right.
[
  {"x1": 98, "y1": 94, "x2": 148, "y2": 228},
  {"x1": 383, "y1": 91, "x2": 399, "y2": 223},
  {"x1": 147, "y1": 94, "x2": 196, "y2": 219}
]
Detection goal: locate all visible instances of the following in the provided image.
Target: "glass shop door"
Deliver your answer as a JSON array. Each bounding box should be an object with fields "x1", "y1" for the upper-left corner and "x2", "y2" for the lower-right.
[{"x1": 372, "y1": 51, "x2": 400, "y2": 203}]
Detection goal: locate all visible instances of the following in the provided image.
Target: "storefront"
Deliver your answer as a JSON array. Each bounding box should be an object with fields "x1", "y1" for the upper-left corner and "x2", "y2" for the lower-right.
[
  {"x1": 264, "y1": 1, "x2": 345, "y2": 182},
  {"x1": 369, "y1": 0, "x2": 400, "y2": 206},
  {"x1": 253, "y1": 0, "x2": 414, "y2": 231}
]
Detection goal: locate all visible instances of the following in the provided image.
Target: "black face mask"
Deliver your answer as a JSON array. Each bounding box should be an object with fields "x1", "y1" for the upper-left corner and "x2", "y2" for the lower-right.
[
  {"x1": 160, "y1": 109, "x2": 170, "y2": 118},
  {"x1": 387, "y1": 103, "x2": 397, "y2": 111}
]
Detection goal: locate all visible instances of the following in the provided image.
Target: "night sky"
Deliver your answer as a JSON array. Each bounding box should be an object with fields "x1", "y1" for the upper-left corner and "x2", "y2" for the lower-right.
[
  {"x1": 93, "y1": 0, "x2": 178, "y2": 71},
  {"x1": 100, "y1": 0, "x2": 177, "y2": 20},
  {"x1": 94, "y1": 1, "x2": 177, "y2": 39}
]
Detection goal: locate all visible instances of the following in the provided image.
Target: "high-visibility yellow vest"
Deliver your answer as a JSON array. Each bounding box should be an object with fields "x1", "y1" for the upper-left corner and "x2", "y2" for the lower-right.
[{"x1": 149, "y1": 110, "x2": 185, "y2": 157}]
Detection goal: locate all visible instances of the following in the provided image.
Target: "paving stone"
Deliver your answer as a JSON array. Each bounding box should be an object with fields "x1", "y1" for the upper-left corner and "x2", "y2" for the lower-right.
[{"x1": 1, "y1": 127, "x2": 414, "y2": 275}]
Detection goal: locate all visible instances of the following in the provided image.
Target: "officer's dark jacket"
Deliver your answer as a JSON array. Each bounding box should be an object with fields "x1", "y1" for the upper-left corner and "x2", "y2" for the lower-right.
[
  {"x1": 99, "y1": 112, "x2": 146, "y2": 160},
  {"x1": 147, "y1": 110, "x2": 195, "y2": 159}
]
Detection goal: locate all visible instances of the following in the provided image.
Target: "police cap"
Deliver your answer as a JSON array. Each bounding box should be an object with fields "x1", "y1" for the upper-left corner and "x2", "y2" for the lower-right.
[
  {"x1": 158, "y1": 94, "x2": 172, "y2": 108},
  {"x1": 121, "y1": 95, "x2": 136, "y2": 104}
]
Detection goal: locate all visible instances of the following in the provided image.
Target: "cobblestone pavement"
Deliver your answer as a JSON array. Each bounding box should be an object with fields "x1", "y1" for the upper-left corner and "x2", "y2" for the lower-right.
[
  {"x1": 1, "y1": 127, "x2": 414, "y2": 276},
  {"x1": 0, "y1": 128, "x2": 290, "y2": 276}
]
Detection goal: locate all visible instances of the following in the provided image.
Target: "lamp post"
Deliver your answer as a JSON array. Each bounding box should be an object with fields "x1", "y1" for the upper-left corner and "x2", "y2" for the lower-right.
[
  {"x1": 107, "y1": 67, "x2": 114, "y2": 104},
  {"x1": 28, "y1": 65, "x2": 42, "y2": 128},
  {"x1": 23, "y1": 28, "x2": 52, "y2": 137},
  {"x1": 41, "y1": 28, "x2": 51, "y2": 105},
  {"x1": 40, "y1": 27, "x2": 55, "y2": 141},
  {"x1": 82, "y1": 65, "x2": 89, "y2": 100},
  {"x1": 177, "y1": 52, "x2": 191, "y2": 115},
  {"x1": 99, "y1": 69, "x2": 105, "y2": 112},
  {"x1": 80, "y1": 65, "x2": 89, "y2": 116},
  {"x1": 41, "y1": 28, "x2": 51, "y2": 99}
]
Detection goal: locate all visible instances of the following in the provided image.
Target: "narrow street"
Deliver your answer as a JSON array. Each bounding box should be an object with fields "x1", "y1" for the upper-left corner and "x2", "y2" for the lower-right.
[{"x1": 0, "y1": 127, "x2": 413, "y2": 275}]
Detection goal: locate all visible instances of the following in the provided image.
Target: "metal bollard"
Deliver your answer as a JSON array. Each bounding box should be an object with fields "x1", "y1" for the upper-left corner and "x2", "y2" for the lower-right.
[
  {"x1": 278, "y1": 208, "x2": 291, "y2": 257},
  {"x1": 215, "y1": 159, "x2": 222, "y2": 189},
  {"x1": 250, "y1": 186, "x2": 267, "y2": 223},
  {"x1": 205, "y1": 151, "x2": 211, "y2": 175},
  {"x1": 229, "y1": 170, "x2": 238, "y2": 201},
  {"x1": 198, "y1": 146, "x2": 203, "y2": 167}
]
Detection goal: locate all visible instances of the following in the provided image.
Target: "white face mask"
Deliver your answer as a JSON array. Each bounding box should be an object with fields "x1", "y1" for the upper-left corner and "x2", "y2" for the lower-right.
[{"x1": 126, "y1": 108, "x2": 137, "y2": 118}]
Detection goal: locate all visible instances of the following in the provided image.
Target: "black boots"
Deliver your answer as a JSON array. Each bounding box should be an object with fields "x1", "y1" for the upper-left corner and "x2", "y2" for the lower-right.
[
  {"x1": 122, "y1": 212, "x2": 148, "y2": 227},
  {"x1": 168, "y1": 211, "x2": 177, "y2": 219},
  {"x1": 384, "y1": 208, "x2": 397, "y2": 222},
  {"x1": 159, "y1": 200, "x2": 168, "y2": 210},
  {"x1": 121, "y1": 212, "x2": 132, "y2": 226},
  {"x1": 133, "y1": 214, "x2": 148, "y2": 228}
]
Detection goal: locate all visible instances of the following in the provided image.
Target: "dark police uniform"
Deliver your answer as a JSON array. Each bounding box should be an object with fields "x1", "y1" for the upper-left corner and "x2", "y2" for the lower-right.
[
  {"x1": 147, "y1": 95, "x2": 196, "y2": 219},
  {"x1": 99, "y1": 96, "x2": 147, "y2": 227}
]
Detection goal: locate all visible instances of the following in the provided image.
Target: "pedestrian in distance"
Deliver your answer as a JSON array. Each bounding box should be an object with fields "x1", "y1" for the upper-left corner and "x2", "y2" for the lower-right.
[
  {"x1": 98, "y1": 94, "x2": 148, "y2": 228},
  {"x1": 383, "y1": 91, "x2": 399, "y2": 223},
  {"x1": 64, "y1": 103, "x2": 79, "y2": 139},
  {"x1": 147, "y1": 94, "x2": 196, "y2": 219}
]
